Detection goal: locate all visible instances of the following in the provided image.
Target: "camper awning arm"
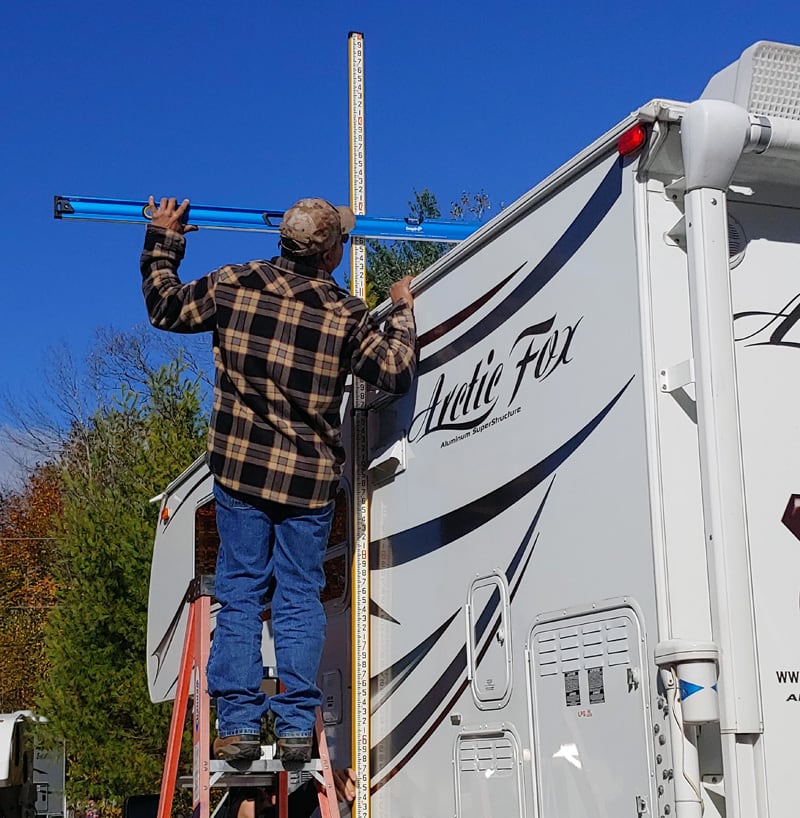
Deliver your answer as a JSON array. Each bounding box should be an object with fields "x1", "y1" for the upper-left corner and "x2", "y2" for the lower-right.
[
  {"x1": 53, "y1": 195, "x2": 479, "y2": 243},
  {"x1": 680, "y1": 97, "x2": 800, "y2": 816}
]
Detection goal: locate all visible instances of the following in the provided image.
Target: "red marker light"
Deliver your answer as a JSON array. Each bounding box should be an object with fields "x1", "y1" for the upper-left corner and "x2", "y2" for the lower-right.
[
  {"x1": 161, "y1": 507, "x2": 171, "y2": 523},
  {"x1": 618, "y1": 123, "x2": 648, "y2": 156}
]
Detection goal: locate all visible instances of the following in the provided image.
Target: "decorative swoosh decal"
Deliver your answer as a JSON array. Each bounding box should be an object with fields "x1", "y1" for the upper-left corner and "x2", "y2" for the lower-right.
[
  {"x1": 152, "y1": 593, "x2": 218, "y2": 698},
  {"x1": 371, "y1": 478, "x2": 554, "y2": 789},
  {"x1": 371, "y1": 375, "x2": 634, "y2": 569},
  {"x1": 152, "y1": 594, "x2": 188, "y2": 679},
  {"x1": 418, "y1": 159, "x2": 623, "y2": 376},
  {"x1": 369, "y1": 477, "x2": 555, "y2": 724},
  {"x1": 370, "y1": 599, "x2": 400, "y2": 624},
  {"x1": 416, "y1": 265, "x2": 524, "y2": 348},
  {"x1": 369, "y1": 378, "x2": 635, "y2": 784},
  {"x1": 370, "y1": 610, "x2": 460, "y2": 713}
]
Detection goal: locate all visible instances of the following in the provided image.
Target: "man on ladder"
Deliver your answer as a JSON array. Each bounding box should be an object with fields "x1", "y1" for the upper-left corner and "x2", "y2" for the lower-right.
[{"x1": 140, "y1": 196, "x2": 416, "y2": 763}]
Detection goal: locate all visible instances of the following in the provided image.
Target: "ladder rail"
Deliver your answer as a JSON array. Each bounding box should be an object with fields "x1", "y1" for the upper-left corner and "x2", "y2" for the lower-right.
[
  {"x1": 157, "y1": 598, "x2": 195, "y2": 818},
  {"x1": 315, "y1": 710, "x2": 339, "y2": 818},
  {"x1": 193, "y1": 595, "x2": 212, "y2": 818}
]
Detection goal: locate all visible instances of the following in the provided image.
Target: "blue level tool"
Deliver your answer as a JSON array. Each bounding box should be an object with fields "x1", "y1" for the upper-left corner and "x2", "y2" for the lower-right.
[{"x1": 53, "y1": 195, "x2": 479, "y2": 244}]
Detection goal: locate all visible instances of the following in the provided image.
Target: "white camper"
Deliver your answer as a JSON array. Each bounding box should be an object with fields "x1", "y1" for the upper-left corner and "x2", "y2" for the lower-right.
[
  {"x1": 0, "y1": 713, "x2": 64, "y2": 818},
  {"x1": 147, "y1": 41, "x2": 800, "y2": 818}
]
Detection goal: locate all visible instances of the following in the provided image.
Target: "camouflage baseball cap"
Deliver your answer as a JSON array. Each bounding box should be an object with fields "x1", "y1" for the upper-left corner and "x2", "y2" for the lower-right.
[{"x1": 279, "y1": 198, "x2": 356, "y2": 256}]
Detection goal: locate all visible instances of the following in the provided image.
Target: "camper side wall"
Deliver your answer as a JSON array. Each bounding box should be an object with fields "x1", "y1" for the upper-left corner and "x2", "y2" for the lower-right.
[{"x1": 365, "y1": 148, "x2": 665, "y2": 818}]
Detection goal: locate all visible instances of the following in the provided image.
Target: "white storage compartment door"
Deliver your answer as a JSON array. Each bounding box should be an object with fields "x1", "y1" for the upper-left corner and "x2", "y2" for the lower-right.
[
  {"x1": 528, "y1": 604, "x2": 652, "y2": 816},
  {"x1": 454, "y1": 727, "x2": 525, "y2": 818}
]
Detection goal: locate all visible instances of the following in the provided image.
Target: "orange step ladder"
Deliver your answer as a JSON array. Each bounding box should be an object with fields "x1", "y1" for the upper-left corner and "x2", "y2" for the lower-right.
[{"x1": 156, "y1": 576, "x2": 340, "y2": 818}]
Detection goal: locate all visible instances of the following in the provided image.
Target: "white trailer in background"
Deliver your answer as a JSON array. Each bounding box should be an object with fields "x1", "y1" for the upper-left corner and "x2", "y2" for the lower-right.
[
  {"x1": 0, "y1": 713, "x2": 64, "y2": 818},
  {"x1": 147, "y1": 41, "x2": 800, "y2": 817}
]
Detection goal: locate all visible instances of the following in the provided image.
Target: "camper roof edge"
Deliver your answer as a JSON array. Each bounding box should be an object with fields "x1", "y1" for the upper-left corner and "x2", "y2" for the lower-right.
[
  {"x1": 162, "y1": 454, "x2": 207, "y2": 497},
  {"x1": 371, "y1": 98, "x2": 689, "y2": 322}
]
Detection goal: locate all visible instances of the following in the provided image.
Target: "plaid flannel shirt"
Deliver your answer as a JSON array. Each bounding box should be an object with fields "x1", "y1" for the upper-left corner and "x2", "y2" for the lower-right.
[{"x1": 141, "y1": 226, "x2": 417, "y2": 507}]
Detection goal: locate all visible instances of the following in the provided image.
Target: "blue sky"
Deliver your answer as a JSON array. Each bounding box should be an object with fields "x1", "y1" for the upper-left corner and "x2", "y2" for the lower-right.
[{"x1": 1, "y1": 0, "x2": 798, "y2": 478}]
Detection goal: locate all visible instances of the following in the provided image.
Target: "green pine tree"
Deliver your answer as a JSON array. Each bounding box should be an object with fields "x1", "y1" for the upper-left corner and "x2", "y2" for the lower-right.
[
  {"x1": 363, "y1": 188, "x2": 495, "y2": 307},
  {"x1": 37, "y1": 357, "x2": 207, "y2": 803},
  {"x1": 364, "y1": 189, "x2": 448, "y2": 307}
]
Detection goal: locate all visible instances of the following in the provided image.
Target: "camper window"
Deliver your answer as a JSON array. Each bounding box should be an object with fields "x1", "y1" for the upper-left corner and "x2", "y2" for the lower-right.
[
  {"x1": 320, "y1": 486, "x2": 350, "y2": 606},
  {"x1": 195, "y1": 501, "x2": 219, "y2": 576}
]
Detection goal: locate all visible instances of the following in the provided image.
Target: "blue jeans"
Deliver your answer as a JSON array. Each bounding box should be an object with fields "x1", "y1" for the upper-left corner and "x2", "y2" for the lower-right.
[{"x1": 207, "y1": 481, "x2": 334, "y2": 738}]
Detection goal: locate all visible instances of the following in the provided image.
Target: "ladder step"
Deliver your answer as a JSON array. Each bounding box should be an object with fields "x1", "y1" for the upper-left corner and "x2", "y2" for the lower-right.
[
  {"x1": 177, "y1": 759, "x2": 326, "y2": 789},
  {"x1": 209, "y1": 759, "x2": 326, "y2": 773},
  {"x1": 178, "y1": 773, "x2": 278, "y2": 788}
]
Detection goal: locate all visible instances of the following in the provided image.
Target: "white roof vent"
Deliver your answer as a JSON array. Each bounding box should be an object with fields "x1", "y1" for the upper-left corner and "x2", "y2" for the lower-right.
[{"x1": 701, "y1": 41, "x2": 800, "y2": 120}]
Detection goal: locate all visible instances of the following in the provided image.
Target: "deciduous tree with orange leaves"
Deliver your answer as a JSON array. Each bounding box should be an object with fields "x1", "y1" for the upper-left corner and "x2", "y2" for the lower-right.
[
  {"x1": 0, "y1": 463, "x2": 62, "y2": 710},
  {"x1": 1, "y1": 327, "x2": 210, "y2": 805}
]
